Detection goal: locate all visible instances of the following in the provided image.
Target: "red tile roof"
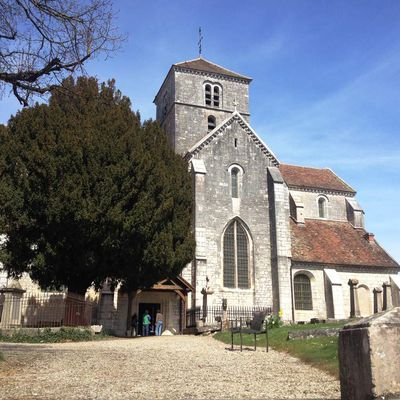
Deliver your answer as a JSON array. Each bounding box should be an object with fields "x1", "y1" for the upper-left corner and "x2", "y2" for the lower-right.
[
  {"x1": 174, "y1": 58, "x2": 252, "y2": 81},
  {"x1": 280, "y1": 164, "x2": 355, "y2": 193},
  {"x1": 290, "y1": 219, "x2": 399, "y2": 268}
]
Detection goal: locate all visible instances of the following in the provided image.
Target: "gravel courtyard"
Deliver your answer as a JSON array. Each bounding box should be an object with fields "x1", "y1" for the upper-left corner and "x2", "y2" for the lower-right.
[{"x1": 0, "y1": 335, "x2": 340, "y2": 400}]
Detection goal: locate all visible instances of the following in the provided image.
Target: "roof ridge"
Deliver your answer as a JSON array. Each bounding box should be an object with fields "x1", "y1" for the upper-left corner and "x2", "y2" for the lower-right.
[
  {"x1": 280, "y1": 163, "x2": 331, "y2": 171},
  {"x1": 173, "y1": 57, "x2": 252, "y2": 81}
]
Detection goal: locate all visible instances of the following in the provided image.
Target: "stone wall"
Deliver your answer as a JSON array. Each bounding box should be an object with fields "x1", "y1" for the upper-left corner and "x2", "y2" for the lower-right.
[
  {"x1": 155, "y1": 68, "x2": 250, "y2": 154},
  {"x1": 291, "y1": 262, "x2": 399, "y2": 321},
  {"x1": 289, "y1": 189, "x2": 350, "y2": 222},
  {"x1": 339, "y1": 308, "x2": 400, "y2": 399},
  {"x1": 190, "y1": 117, "x2": 274, "y2": 309}
]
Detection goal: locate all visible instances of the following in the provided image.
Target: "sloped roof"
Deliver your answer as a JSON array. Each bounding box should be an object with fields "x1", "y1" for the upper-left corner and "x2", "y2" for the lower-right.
[
  {"x1": 185, "y1": 111, "x2": 279, "y2": 166},
  {"x1": 174, "y1": 58, "x2": 252, "y2": 81},
  {"x1": 290, "y1": 219, "x2": 399, "y2": 268},
  {"x1": 280, "y1": 164, "x2": 355, "y2": 193}
]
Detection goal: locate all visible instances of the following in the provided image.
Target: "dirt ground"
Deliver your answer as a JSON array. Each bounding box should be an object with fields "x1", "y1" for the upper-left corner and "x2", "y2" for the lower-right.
[{"x1": 0, "y1": 335, "x2": 340, "y2": 400}]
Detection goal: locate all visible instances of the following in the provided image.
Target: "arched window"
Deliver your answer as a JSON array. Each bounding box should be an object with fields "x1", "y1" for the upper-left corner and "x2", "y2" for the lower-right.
[
  {"x1": 213, "y1": 86, "x2": 220, "y2": 107},
  {"x1": 205, "y1": 84, "x2": 212, "y2": 106},
  {"x1": 208, "y1": 115, "x2": 216, "y2": 131},
  {"x1": 231, "y1": 167, "x2": 239, "y2": 198},
  {"x1": 294, "y1": 274, "x2": 313, "y2": 310},
  {"x1": 318, "y1": 197, "x2": 327, "y2": 218},
  {"x1": 204, "y1": 83, "x2": 222, "y2": 108},
  {"x1": 223, "y1": 220, "x2": 250, "y2": 289}
]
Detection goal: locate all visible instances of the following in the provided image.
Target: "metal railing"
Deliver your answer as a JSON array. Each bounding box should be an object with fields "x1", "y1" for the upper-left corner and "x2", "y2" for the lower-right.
[
  {"x1": 0, "y1": 292, "x2": 95, "y2": 329},
  {"x1": 186, "y1": 305, "x2": 272, "y2": 328}
]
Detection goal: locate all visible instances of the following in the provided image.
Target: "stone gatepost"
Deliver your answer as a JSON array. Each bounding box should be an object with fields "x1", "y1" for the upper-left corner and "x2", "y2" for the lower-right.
[
  {"x1": 339, "y1": 307, "x2": 400, "y2": 400},
  {"x1": 221, "y1": 298, "x2": 229, "y2": 331},
  {"x1": 373, "y1": 287, "x2": 382, "y2": 314},
  {"x1": 0, "y1": 283, "x2": 26, "y2": 329},
  {"x1": 382, "y1": 281, "x2": 391, "y2": 311}
]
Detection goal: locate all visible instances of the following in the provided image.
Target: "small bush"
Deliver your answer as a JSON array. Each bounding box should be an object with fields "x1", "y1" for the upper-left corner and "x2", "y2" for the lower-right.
[
  {"x1": 0, "y1": 351, "x2": 4, "y2": 361},
  {"x1": 0, "y1": 327, "x2": 108, "y2": 343},
  {"x1": 266, "y1": 314, "x2": 283, "y2": 329}
]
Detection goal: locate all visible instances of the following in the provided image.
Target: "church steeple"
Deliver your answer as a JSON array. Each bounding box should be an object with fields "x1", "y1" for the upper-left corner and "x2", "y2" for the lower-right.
[{"x1": 154, "y1": 58, "x2": 251, "y2": 154}]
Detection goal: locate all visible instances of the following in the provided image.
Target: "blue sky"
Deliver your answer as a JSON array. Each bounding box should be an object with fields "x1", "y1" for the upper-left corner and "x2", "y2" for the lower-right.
[{"x1": 1, "y1": 0, "x2": 399, "y2": 262}]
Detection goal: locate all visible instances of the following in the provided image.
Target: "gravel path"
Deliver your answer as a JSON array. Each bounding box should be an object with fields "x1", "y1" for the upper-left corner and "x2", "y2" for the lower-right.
[{"x1": 0, "y1": 335, "x2": 340, "y2": 400}]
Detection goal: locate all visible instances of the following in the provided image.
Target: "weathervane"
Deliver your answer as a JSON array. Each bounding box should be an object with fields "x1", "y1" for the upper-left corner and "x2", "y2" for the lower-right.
[{"x1": 198, "y1": 27, "x2": 203, "y2": 57}]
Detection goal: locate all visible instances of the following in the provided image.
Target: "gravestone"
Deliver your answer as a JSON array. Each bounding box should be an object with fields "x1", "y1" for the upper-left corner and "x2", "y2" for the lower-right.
[{"x1": 339, "y1": 307, "x2": 400, "y2": 399}]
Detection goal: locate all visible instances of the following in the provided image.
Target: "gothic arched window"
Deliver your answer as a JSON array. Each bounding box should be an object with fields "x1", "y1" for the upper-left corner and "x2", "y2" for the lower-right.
[
  {"x1": 223, "y1": 220, "x2": 250, "y2": 289},
  {"x1": 208, "y1": 115, "x2": 216, "y2": 131},
  {"x1": 231, "y1": 167, "x2": 239, "y2": 198},
  {"x1": 318, "y1": 197, "x2": 327, "y2": 218},
  {"x1": 294, "y1": 274, "x2": 313, "y2": 310}
]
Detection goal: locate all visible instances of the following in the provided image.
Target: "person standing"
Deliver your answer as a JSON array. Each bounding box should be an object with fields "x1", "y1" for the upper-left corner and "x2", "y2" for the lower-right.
[
  {"x1": 142, "y1": 310, "x2": 151, "y2": 337},
  {"x1": 155, "y1": 310, "x2": 164, "y2": 336}
]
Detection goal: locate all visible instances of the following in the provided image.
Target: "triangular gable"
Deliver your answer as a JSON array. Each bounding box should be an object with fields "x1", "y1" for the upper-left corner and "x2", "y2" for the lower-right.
[{"x1": 185, "y1": 111, "x2": 279, "y2": 166}]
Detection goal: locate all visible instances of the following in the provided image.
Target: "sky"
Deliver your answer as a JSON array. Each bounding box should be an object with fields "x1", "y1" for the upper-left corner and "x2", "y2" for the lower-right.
[{"x1": 1, "y1": 0, "x2": 399, "y2": 262}]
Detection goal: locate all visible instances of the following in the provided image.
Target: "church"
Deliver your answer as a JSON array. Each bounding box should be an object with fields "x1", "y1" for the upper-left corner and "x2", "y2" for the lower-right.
[
  {"x1": 145, "y1": 56, "x2": 400, "y2": 327},
  {"x1": 1, "y1": 57, "x2": 400, "y2": 336}
]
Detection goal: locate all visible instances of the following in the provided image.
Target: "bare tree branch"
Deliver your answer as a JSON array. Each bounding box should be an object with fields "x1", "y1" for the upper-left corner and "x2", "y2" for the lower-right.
[{"x1": 0, "y1": 0, "x2": 123, "y2": 106}]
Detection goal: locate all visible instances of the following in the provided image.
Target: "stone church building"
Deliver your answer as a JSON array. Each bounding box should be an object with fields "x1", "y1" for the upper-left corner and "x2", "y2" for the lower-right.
[
  {"x1": 1, "y1": 57, "x2": 399, "y2": 335},
  {"x1": 147, "y1": 57, "x2": 400, "y2": 326}
]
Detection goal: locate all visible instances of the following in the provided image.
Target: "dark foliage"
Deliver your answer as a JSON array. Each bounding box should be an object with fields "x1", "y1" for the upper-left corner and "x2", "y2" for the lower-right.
[{"x1": 0, "y1": 77, "x2": 194, "y2": 294}]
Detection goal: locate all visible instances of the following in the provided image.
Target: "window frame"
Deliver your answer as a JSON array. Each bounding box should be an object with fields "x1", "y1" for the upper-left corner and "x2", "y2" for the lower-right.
[
  {"x1": 207, "y1": 115, "x2": 216, "y2": 131},
  {"x1": 317, "y1": 195, "x2": 328, "y2": 219},
  {"x1": 203, "y1": 82, "x2": 222, "y2": 108},
  {"x1": 228, "y1": 164, "x2": 244, "y2": 199},
  {"x1": 294, "y1": 273, "x2": 313, "y2": 310},
  {"x1": 223, "y1": 219, "x2": 251, "y2": 289}
]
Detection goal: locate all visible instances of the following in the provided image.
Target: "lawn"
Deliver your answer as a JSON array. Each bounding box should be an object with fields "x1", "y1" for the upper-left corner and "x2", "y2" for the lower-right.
[{"x1": 213, "y1": 322, "x2": 345, "y2": 377}]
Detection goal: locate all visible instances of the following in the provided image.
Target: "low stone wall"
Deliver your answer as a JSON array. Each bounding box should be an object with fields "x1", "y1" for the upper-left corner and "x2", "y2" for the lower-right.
[{"x1": 287, "y1": 327, "x2": 340, "y2": 340}]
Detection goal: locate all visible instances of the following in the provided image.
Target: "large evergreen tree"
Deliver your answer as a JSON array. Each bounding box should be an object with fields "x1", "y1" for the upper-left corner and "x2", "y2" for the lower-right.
[{"x1": 0, "y1": 77, "x2": 194, "y2": 294}]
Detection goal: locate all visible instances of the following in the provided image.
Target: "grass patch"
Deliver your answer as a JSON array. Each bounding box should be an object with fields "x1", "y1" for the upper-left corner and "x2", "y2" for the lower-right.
[
  {"x1": 0, "y1": 351, "x2": 4, "y2": 361},
  {"x1": 214, "y1": 322, "x2": 345, "y2": 377},
  {"x1": 0, "y1": 327, "x2": 110, "y2": 343}
]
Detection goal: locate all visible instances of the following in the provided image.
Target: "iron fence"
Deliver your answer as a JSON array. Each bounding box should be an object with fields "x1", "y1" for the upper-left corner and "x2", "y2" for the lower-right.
[
  {"x1": 186, "y1": 305, "x2": 272, "y2": 328},
  {"x1": 0, "y1": 291, "x2": 95, "y2": 329}
]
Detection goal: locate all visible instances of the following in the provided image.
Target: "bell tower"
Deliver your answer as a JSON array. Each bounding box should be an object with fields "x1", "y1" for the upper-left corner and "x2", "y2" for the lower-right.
[{"x1": 154, "y1": 58, "x2": 252, "y2": 154}]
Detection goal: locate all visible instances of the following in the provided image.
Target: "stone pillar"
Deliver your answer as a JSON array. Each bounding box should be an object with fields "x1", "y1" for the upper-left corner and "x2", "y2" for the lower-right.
[
  {"x1": 200, "y1": 276, "x2": 213, "y2": 324},
  {"x1": 373, "y1": 287, "x2": 382, "y2": 314},
  {"x1": 382, "y1": 281, "x2": 391, "y2": 311},
  {"x1": 0, "y1": 286, "x2": 26, "y2": 329},
  {"x1": 348, "y1": 279, "x2": 359, "y2": 318},
  {"x1": 339, "y1": 307, "x2": 400, "y2": 399},
  {"x1": 221, "y1": 298, "x2": 229, "y2": 331},
  {"x1": 267, "y1": 167, "x2": 293, "y2": 320},
  {"x1": 324, "y1": 269, "x2": 345, "y2": 319}
]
